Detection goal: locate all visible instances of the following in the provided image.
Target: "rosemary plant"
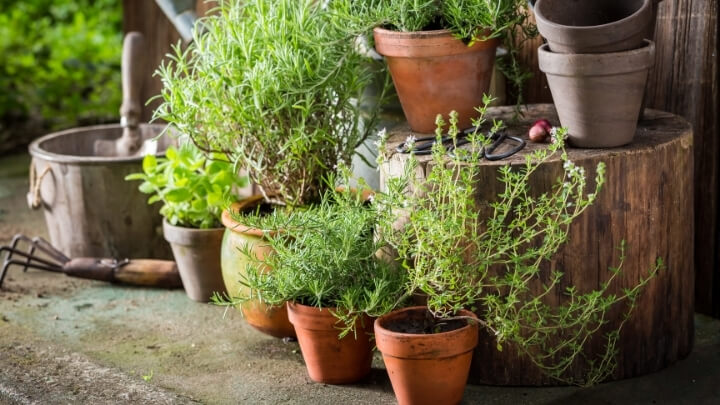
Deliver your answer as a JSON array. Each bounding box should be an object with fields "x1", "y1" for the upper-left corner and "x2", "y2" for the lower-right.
[
  {"x1": 214, "y1": 176, "x2": 406, "y2": 337},
  {"x1": 154, "y1": 0, "x2": 385, "y2": 207},
  {"x1": 375, "y1": 106, "x2": 661, "y2": 385}
]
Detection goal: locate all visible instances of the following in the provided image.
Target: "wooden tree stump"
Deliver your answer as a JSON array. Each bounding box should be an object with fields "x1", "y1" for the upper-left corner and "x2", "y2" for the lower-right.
[{"x1": 380, "y1": 104, "x2": 694, "y2": 385}]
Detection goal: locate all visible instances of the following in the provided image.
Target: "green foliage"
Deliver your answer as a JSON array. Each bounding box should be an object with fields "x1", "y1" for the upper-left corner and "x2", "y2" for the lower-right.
[
  {"x1": 154, "y1": 0, "x2": 386, "y2": 207},
  {"x1": 375, "y1": 105, "x2": 661, "y2": 385},
  {"x1": 213, "y1": 176, "x2": 407, "y2": 337},
  {"x1": 0, "y1": 0, "x2": 122, "y2": 146},
  {"x1": 126, "y1": 143, "x2": 248, "y2": 229}
]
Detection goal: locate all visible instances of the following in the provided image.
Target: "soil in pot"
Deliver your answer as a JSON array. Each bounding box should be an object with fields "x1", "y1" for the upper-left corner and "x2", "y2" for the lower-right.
[
  {"x1": 287, "y1": 302, "x2": 373, "y2": 384},
  {"x1": 375, "y1": 306, "x2": 479, "y2": 405},
  {"x1": 373, "y1": 27, "x2": 498, "y2": 134},
  {"x1": 163, "y1": 220, "x2": 226, "y2": 302},
  {"x1": 538, "y1": 40, "x2": 655, "y2": 148},
  {"x1": 220, "y1": 195, "x2": 296, "y2": 339},
  {"x1": 534, "y1": 0, "x2": 652, "y2": 53}
]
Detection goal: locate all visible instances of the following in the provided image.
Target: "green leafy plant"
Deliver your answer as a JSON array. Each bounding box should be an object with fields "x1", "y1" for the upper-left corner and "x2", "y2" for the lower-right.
[
  {"x1": 154, "y1": 0, "x2": 386, "y2": 207},
  {"x1": 213, "y1": 176, "x2": 407, "y2": 337},
  {"x1": 0, "y1": 0, "x2": 122, "y2": 152},
  {"x1": 125, "y1": 143, "x2": 247, "y2": 229},
  {"x1": 375, "y1": 105, "x2": 661, "y2": 385}
]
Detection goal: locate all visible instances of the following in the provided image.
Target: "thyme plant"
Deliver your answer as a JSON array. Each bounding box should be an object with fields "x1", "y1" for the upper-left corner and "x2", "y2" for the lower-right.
[
  {"x1": 375, "y1": 107, "x2": 661, "y2": 385},
  {"x1": 214, "y1": 178, "x2": 406, "y2": 337},
  {"x1": 154, "y1": 0, "x2": 385, "y2": 207}
]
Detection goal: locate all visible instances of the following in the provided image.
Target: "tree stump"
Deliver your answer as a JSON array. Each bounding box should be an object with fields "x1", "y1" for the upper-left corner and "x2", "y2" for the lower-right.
[{"x1": 379, "y1": 104, "x2": 694, "y2": 385}]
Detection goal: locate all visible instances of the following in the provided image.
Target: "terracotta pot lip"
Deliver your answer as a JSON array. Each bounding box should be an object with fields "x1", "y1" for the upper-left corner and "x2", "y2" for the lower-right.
[
  {"x1": 162, "y1": 218, "x2": 224, "y2": 232},
  {"x1": 374, "y1": 306, "x2": 478, "y2": 339},
  {"x1": 373, "y1": 26, "x2": 456, "y2": 39},
  {"x1": 287, "y1": 301, "x2": 336, "y2": 315},
  {"x1": 538, "y1": 40, "x2": 655, "y2": 76},
  {"x1": 373, "y1": 26, "x2": 499, "y2": 58},
  {"x1": 221, "y1": 195, "x2": 272, "y2": 238},
  {"x1": 534, "y1": 0, "x2": 650, "y2": 32}
]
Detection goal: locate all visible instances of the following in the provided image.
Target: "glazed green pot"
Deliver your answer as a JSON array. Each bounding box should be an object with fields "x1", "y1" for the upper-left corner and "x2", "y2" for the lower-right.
[{"x1": 220, "y1": 195, "x2": 296, "y2": 338}]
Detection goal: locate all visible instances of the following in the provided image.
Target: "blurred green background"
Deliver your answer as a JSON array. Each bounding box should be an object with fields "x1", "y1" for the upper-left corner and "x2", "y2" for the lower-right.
[{"x1": 0, "y1": 0, "x2": 122, "y2": 155}]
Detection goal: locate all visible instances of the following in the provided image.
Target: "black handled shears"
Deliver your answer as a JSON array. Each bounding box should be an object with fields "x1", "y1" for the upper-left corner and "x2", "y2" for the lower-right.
[{"x1": 396, "y1": 126, "x2": 525, "y2": 161}]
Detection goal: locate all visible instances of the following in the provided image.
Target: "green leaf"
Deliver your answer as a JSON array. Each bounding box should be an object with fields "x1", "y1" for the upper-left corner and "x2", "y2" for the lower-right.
[
  {"x1": 138, "y1": 182, "x2": 155, "y2": 194},
  {"x1": 165, "y1": 147, "x2": 178, "y2": 161},
  {"x1": 124, "y1": 173, "x2": 145, "y2": 181},
  {"x1": 142, "y1": 155, "x2": 157, "y2": 174},
  {"x1": 165, "y1": 188, "x2": 192, "y2": 202}
]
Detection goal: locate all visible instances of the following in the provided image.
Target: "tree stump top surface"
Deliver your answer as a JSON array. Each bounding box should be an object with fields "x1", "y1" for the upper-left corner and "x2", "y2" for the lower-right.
[{"x1": 386, "y1": 104, "x2": 693, "y2": 166}]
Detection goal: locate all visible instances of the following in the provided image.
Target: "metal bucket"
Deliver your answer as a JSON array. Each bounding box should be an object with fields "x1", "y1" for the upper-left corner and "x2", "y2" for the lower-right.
[{"x1": 28, "y1": 124, "x2": 174, "y2": 259}]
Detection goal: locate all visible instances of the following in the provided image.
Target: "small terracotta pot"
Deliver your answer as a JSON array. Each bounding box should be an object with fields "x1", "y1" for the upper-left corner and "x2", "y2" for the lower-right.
[
  {"x1": 287, "y1": 302, "x2": 373, "y2": 384},
  {"x1": 538, "y1": 40, "x2": 655, "y2": 148},
  {"x1": 534, "y1": 0, "x2": 652, "y2": 53},
  {"x1": 373, "y1": 27, "x2": 498, "y2": 134},
  {"x1": 162, "y1": 220, "x2": 226, "y2": 302},
  {"x1": 220, "y1": 195, "x2": 295, "y2": 338},
  {"x1": 375, "y1": 306, "x2": 479, "y2": 405}
]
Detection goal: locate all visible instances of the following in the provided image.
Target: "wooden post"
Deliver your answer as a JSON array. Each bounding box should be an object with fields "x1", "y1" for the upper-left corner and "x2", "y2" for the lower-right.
[{"x1": 381, "y1": 105, "x2": 695, "y2": 385}]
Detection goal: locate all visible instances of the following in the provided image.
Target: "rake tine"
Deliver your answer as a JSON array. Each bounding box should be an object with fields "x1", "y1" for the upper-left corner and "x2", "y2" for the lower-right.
[
  {"x1": 32, "y1": 236, "x2": 70, "y2": 264},
  {"x1": 0, "y1": 258, "x2": 62, "y2": 288},
  {"x1": 0, "y1": 246, "x2": 62, "y2": 271}
]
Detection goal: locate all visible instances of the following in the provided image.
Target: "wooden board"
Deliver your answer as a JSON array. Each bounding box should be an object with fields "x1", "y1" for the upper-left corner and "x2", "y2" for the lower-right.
[{"x1": 381, "y1": 104, "x2": 694, "y2": 385}]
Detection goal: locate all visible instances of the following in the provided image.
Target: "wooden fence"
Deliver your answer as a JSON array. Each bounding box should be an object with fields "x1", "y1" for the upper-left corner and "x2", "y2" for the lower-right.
[{"x1": 123, "y1": 0, "x2": 720, "y2": 317}]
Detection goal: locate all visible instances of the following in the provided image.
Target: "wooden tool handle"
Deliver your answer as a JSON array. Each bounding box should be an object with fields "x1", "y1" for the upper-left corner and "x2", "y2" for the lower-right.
[
  {"x1": 113, "y1": 259, "x2": 183, "y2": 288},
  {"x1": 120, "y1": 32, "x2": 145, "y2": 127}
]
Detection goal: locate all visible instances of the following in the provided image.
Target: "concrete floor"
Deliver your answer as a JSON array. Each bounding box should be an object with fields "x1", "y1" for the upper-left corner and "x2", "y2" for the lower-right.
[{"x1": 1, "y1": 152, "x2": 719, "y2": 405}]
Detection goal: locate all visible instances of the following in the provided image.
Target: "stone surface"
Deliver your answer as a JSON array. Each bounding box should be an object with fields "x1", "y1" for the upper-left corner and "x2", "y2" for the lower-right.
[{"x1": 1, "y1": 152, "x2": 719, "y2": 404}]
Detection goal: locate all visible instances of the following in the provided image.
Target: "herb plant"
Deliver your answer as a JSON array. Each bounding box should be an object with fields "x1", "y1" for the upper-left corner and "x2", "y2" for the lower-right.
[
  {"x1": 154, "y1": 0, "x2": 386, "y2": 207},
  {"x1": 375, "y1": 106, "x2": 661, "y2": 385},
  {"x1": 214, "y1": 178, "x2": 406, "y2": 337},
  {"x1": 125, "y1": 143, "x2": 247, "y2": 229}
]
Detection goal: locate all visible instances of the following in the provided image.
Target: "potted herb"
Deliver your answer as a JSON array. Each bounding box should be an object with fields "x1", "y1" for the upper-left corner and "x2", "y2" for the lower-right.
[
  {"x1": 374, "y1": 109, "x2": 660, "y2": 403},
  {"x1": 216, "y1": 183, "x2": 406, "y2": 384},
  {"x1": 126, "y1": 142, "x2": 246, "y2": 302},
  {"x1": 344, "y1": 0, "x2": 533, "y2": 133},
  {"x1": 154, "y1": 0, "x2": 384, "y2": 336}
]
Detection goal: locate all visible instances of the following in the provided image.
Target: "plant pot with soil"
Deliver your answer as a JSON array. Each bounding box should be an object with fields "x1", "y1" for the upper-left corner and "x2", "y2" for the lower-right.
[
  {"x1": 126, "y1": 142, "x2": 247, "y2": 302},
  {"x1": 344, "y1": 0, "x2": 534, "y2": 133},
  {"x1": 375, "y1": 109, "x2": 660, "y2": 397},
  {"x1": 534, "y1": 0, "x2": 653, "y2": 53},
  {"x1": 538, "y1": 40, "x2": 656, "y2": 148},
  {"x1": 218, "y1": 184, "x2": 406, "y2": 384},
  {"x1": 155, "y1": 0, "x2": 386, "y2": 336}
]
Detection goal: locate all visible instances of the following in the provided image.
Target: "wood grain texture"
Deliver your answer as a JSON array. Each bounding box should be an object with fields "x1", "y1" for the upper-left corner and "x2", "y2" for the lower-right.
[
  {"x1": 381, "y1": 104, "x2": 694, "y2": 385},
  {"x1": 122, "y1": 0, "x2": 216, "y2": 123}
]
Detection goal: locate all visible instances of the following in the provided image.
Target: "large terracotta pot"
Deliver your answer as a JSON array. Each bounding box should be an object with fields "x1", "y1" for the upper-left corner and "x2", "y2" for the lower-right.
[
  {"x1": 538, "y1": 40, "x2": 655, "y2": 148},
  {"x1": 163, "y1": 219, "x2": 226, "y2": 302},
  {"x1": 220, "y1": 195, "x2": 295, "y2": 338},
  {"x1": 375, "y1": 306, "x2": 479, "y2": 405},
  {"x1": 373, "y1": 27, "x2": 498, "y2": 134},
  {"x1": 287, "y1": 302, "x2": 373, "y2": 384},
  {"x1": 534, "y1": 0, "x2": 652, "y2": 54}
]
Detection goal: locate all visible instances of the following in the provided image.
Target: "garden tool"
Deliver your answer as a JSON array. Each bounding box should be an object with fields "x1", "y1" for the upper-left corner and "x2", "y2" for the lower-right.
[
  {"x1": 0, "y1": 234, "x2": 182, "y2": 289},
  {"x1": 94, "y1": 32, "x2": 158, "y2": 158},
  {"x1": 396, "y1": 126, "x2": 526, "y2": 160}
]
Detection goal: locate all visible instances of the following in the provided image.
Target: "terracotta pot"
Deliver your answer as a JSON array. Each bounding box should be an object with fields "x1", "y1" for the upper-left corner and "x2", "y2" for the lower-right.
[
  {"x1": 534, "y1": 0, "x2": 652, "y2": 53},
  {"x1": 375, "y1": 306, "x2": 479, "y2": 405},
  {"x1": 162, "y1": 219, "x2": 226, "y2": 302},
  {"x1": 287, "y1": 302, "x2": 374, "y2": 384},
  {"x1": 373, "y1": 27, "x2": 498, "y2": 134},
  {"x1": 538, "y1": 40, "x2": 655, "y2": 148},
  {"x1": 220, "y1": 195, "x2": 295, "y2": 338}
]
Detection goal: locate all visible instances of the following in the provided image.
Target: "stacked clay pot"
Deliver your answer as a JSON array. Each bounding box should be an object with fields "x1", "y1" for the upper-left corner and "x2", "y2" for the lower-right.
[{"x1": 535, "y1": 0, "x2": 657, "y2": 148}]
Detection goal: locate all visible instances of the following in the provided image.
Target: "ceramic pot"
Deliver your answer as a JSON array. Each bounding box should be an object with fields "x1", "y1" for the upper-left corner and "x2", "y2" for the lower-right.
[
  {"x1": 373, "y1": 27, "x2": 498, "y2": 134},
  {"x1": 287, "y1": 302, "x2": 374, "y2": 384},
  {"x1": 375, "y1": 306, "x2": 479, "y2": 405},
  {"x1": 534, "y1": 0, "x2": 652, "y2": 53},
  {"x1": 162, "y1": 220, "x2": 226, "y2": 302},
  {"x1": 220, "y1": 195, "x2": 295, "y2": 338},
  {"x1": 538, "y1": 40, "x2": 655, "y2": 148}
]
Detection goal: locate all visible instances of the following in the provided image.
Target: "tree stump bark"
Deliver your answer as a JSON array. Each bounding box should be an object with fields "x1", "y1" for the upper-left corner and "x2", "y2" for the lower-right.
[{"x1": 380, "y1": 104, "x2": 694, "y2": 385}]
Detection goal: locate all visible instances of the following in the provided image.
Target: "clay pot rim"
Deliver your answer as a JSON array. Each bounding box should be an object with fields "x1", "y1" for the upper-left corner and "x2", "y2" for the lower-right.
[
  {"x1": 162, "y1": 218, "x2": 225, "y2": 245},
  {"x1": 373, "y1": 26, "x2": 499, "y2": 58},
  {"x1": 287, "y1": 302, "x2": 374, "y2": 333},
  {"x1": 534, "y1": 0, "x2": 650, "y2": 32},
  {"x1": 375, "y1": 306, "x2": 478, "y2": 339},
  {"x1": 538, "y1": 40, "x2": 655, "y2": 76}
]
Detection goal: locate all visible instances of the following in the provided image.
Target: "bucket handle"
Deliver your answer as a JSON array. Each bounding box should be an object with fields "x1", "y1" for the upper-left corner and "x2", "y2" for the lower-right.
[{"x1": 27, "y1": 160, "x2": 52, "y2": 210}]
